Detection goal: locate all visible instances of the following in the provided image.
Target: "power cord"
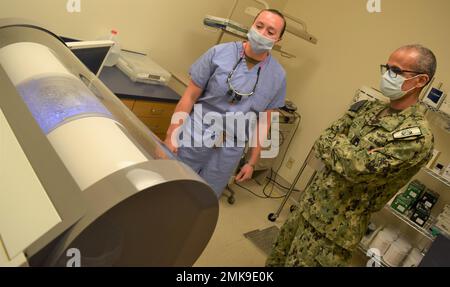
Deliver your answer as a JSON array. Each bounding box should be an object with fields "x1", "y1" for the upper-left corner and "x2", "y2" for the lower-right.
[
  {"x1": 235, "y1": 112, "x2": 301, "y2": 199},
  {"x1": 234, "y1": 182, "x2": 286, "y2": 199},
  {"x1": 263, "y1": 111, "x2": 301, "y2": 197},
  {"x1": 231, "y1": 112, "x2": 302, "y2": 200},
  {"x1": 267, "y1": 177, "x2": 301, "y2": 192}
]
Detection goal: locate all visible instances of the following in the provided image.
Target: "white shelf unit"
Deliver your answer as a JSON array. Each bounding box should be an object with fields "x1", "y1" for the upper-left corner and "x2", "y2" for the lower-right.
[
  {"x1": 358, "y1": 169, "x2": 450, "y2": 267},
  {"x1": 385, "y1": 206, "x2": 436, "y2": 241},
  {"x1": 423, "y1": 102, "x2": 450, "y2": 122},
  {"x1": 421, "y1": 167, "x2": 450, "y2": 187}
]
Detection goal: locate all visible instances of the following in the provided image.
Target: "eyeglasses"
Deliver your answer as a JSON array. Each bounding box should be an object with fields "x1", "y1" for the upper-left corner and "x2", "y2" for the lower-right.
[
  {"x1": 380, "y1": 64, "x2": 424, "y2": 78},
  {"x1": 227, "y1": 57, "x2": 261, "y2": 104}
]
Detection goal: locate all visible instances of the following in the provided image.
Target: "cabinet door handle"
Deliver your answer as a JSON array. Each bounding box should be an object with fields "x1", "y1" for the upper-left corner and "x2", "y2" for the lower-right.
[{"x1": 150, "y1": 108, "x2": 164, "y2": 114}]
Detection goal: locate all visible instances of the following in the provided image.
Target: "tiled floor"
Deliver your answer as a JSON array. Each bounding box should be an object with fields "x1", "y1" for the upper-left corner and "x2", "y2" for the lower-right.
[{"x1": 194, "y1": 180, "x2": 366, "y2": 267}]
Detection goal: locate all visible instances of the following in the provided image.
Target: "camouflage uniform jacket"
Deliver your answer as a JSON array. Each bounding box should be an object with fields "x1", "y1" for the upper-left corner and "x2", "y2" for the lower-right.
[{"x1": 298, "y1": 100, "x2": 434, "y2": 250}]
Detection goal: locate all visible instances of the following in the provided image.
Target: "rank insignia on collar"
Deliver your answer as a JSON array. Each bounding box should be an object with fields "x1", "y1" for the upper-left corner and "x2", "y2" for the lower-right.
[{"x1": 349, "y1": 100, "x2": 368, "y2": 113}]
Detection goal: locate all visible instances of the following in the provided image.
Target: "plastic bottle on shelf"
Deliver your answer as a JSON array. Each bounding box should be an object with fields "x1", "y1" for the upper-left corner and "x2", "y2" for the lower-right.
[{"x1": 103, "y1": 29, "x2": 121, "y2": 67}]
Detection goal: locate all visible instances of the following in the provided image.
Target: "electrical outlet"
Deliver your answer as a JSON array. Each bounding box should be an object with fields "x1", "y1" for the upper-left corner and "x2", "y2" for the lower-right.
[{"x1": 286, "y1": 157, "x2": 295, "y2": 169}]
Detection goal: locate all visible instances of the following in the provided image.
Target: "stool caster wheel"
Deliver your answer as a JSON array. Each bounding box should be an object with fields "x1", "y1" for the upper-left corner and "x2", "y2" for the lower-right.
[
  {"x1": 227, "y1": 196, "x2": 235, "y2": 205},
  {"x1": 268, "y1": 213, "x2": 277, "y2": 222}
]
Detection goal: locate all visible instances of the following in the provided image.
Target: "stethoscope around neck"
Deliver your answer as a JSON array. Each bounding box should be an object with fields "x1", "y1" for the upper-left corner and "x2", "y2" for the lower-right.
[{"x1": 226, "y1": 48, "x2": 263, "y2": 104}]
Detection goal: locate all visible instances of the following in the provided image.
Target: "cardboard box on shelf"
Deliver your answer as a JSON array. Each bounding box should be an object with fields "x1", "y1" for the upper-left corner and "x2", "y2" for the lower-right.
[
  {"x1": 391, "y1": 194, "x2": 415, "y2": 214},
  {"x1": 417, "y1": 189, "x2": 440, "y2": 210}
]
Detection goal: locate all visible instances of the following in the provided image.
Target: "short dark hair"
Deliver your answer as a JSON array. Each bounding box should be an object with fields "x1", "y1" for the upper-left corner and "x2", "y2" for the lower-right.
[
  {"x1": 254, "y1": 9, "x2": 286, "y2": 39},
  {"x1": 398, "y1": 44, "x2": 437, "y2": 80}
]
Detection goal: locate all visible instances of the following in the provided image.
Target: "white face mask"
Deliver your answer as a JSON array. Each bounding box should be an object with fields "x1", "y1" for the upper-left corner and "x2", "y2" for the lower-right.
[
  {"x1": 380, "y1": 71, "x2": 419, "y2": 101},
  {"x1": 247, "y1": 27, "x2": 276, "y2": 54}
]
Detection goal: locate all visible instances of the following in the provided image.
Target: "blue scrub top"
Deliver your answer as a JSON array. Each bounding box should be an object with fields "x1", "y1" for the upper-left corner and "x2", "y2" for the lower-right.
[
  {"x1": 177, "y1": 41, "x2": 286, "y2": 196},
  {"x1": 187, "y1": 41, "x2": 286, "y2": 144}
]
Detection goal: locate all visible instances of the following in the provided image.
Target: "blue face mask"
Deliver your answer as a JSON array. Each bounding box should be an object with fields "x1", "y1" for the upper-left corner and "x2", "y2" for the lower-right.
[
  {"x1": 380, "y1": 71, "x2": 419, "y2": 101},
  {"x1": 247, "y1": 27, "x2": 276, "y2": 54}
]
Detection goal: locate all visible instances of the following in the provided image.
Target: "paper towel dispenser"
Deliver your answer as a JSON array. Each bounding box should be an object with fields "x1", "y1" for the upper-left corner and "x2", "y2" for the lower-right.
[{"x1": 0, "y1": 18, "x2": 218, "y2": 267}]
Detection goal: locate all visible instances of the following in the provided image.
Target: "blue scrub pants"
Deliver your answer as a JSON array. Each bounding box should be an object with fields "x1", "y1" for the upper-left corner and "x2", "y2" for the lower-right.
[{"x1": 177, "y1": 146, "x2": 245, "y2": 197}]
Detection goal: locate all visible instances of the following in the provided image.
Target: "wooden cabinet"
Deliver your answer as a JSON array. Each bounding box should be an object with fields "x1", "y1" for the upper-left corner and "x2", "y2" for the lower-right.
[
  {"x1": 121, "y1": 98, "x2": 135, "y2": 110},
  {"x1": 120, "y1": 98, "x2": 176, "y2": 140}
]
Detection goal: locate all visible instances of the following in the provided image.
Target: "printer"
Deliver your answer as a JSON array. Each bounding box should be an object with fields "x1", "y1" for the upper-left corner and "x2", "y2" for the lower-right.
[{"x1": 0, "y1": 19, "x2": 218, "y2": 267}]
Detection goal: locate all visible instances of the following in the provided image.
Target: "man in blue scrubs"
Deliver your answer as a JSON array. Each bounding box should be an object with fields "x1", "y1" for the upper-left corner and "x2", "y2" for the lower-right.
[{"x1": 164, "y1": 9, "x2": 287, "y2": 197}]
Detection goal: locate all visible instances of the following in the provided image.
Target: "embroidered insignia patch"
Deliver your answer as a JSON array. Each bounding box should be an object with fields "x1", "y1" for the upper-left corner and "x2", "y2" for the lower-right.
[{"x1": 393, "y1": 127, "x2": 423, "y2": 139}]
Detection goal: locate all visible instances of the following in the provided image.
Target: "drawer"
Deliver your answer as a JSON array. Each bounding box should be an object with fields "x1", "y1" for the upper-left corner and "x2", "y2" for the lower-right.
[
  {"x1": 133, "y1": 100, "x2": 176, "y2": 118},
  {"x1": 121, "y1": 98, "x2": 135, "y2": 110},
  {"x1": 139, "y1": 116, "x2": 171, "y2": 134}
]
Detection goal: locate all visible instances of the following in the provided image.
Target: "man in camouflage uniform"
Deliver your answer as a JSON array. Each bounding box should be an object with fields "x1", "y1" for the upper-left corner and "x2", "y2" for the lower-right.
[{"x1": 266, "y1": 45, "x2": 437, "y2": 267}]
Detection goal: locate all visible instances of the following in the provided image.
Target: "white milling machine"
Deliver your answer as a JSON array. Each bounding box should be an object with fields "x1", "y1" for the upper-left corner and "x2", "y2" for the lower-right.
[{"x1": 0, "y1": 19, "x2": 218, "y2": 267}]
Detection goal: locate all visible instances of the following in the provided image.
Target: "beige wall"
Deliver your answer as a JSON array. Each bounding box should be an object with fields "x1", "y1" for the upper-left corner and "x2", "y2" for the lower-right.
[
  {"x1": 0, "y1": 0, "x2": 235, "y2": 85},
  {"x1": 0, "y1": 0, "x2": 288, "y2": 91},
  {"x1": 1, "y1": 0, "x2": 448, "y2": 185},
  {"x1": 277, "y1": 0, "x2": 450, "y2": 184}
]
